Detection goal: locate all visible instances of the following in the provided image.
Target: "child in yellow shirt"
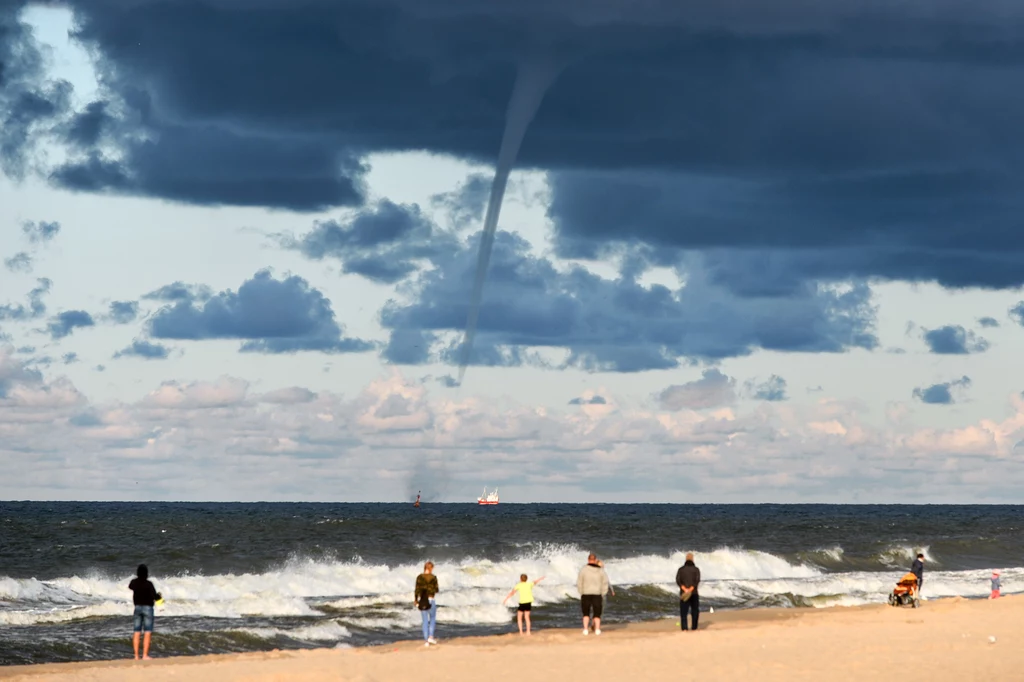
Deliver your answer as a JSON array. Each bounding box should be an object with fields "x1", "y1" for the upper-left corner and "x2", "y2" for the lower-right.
[{"x1": 503, "y1": 574, "x2": 545, "y2": 635}]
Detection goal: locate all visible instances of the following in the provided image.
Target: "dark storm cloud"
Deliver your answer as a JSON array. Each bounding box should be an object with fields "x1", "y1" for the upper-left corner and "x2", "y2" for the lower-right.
[
  {"x1": 436, "y1": 338, "x2": 541, "y2": 369},
  {"x1": 548, "y1": 170, "x2": 1024, "y2": 291},
  {"x1": 0, "y1": 6, "x2": 72, "y2": 181},
  {"x1": 280, "y1": 200, "x2": 457, "y2": 284},
  {"x1": 112, "y1": 339, "x2": 170, "y2": 359},
  {"x1": 108, "y1": 300, "x2": 138, "y2": 324},
  {"x1": 379, "y1": 231, "x2": 877, "y2": 372},
  {"x1": 48, "y1": 150, "x2": 130, "y2": 192},
  {"x1": 921, "y1": 325, "x2": 989, "y2": 355},
  {"x1": 913, "y1": 376, "x2": 971, "y2": 405},
  {"x1": 148, "y1": 269, "x2": 375, "y2": 354},
  {"x1": 11, "y1": 0, "x2": 1016, "y2": 281},
  {"x1": 431, "y1": 173, "x2": 491, "y2": 228},
  {"x1": 47, "y1": 310, "x2": 95, "y2": 340},
  {"x1": 51, "y1": 129, "x2": 367, "y2": 212},
  {"x1": 22, "y1": 220, "x2": 60, "y2": 244},
  {"x1": 64, "y1": 100, "x2": 111, "y2": 148},
  {"x1": 746, "y1": 375, "x2": 788, "y2": 401}
]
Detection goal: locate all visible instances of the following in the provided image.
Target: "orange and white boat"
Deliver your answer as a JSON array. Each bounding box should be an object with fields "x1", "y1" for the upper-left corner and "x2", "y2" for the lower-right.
[{"x1": 477, "y1": 487, "x2": 499, "y2": 505}]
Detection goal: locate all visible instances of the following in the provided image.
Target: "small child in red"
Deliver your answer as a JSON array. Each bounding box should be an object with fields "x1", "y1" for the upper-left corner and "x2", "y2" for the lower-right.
[{"x1": 990, "y1": 570, "x2": 1001, "y2": 599}]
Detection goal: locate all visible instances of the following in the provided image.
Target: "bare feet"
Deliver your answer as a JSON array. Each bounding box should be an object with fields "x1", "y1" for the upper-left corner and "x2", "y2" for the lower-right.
[{"x1": 143, "y1": 656, "x2": 152, "y2": 660}]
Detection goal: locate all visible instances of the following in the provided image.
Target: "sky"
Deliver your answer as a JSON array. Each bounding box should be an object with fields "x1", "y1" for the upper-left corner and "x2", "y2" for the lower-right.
[{"x1": 1, "y1": 0, "x2": 1024, "y2": 503}]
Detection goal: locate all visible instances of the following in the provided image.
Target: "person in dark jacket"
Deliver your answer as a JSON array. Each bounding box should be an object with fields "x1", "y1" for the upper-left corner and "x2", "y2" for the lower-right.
[
  {"x1": 675, "y1": 553, "x2": 701, "y2": 631},
  {"x1": 128, "y1": 564, "x2": 161, "y2": 660},
  {"x1": 911, "y1": 553, "x2": 925, "y2": 596}
]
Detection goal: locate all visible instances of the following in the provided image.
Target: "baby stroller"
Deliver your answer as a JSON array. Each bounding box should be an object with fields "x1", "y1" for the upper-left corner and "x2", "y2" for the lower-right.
[{"x1": 887, "y1": 572, "x2": 920, "y2": 608}]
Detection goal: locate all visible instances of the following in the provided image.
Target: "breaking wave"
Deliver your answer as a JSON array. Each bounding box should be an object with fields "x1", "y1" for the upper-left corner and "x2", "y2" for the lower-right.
[{"x1": 0, "y1": 544, "x2": 1017, "y2": 629}]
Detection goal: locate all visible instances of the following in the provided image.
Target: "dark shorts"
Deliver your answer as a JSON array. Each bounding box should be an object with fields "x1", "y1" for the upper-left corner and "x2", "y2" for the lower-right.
[
  {"x1": 581, "y1": 594, "x2": 603, "y2": 618},
  {"x1": 517, "y1": 603, "x2": 532, "y2": 612},
  {"x1": 133, "y1": 605, "x2": 154, "y2": 633}
]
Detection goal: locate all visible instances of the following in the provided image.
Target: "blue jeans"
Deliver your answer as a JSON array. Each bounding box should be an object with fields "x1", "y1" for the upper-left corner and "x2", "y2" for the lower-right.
[
  {"x1": 133, "y1": 605, "x2": 154, "y2": 633},
  {"x1": 420, "y1": 599, "x2": 437, "y2": 640}
]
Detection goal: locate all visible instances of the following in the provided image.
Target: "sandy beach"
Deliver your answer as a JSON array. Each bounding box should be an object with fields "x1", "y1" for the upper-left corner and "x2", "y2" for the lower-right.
[{"x1": 2, "y1": 596, "x2": 1019, "y2": 682}]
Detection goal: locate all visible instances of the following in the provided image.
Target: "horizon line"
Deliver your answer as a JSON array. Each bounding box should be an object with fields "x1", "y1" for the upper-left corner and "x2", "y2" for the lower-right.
[{"x1": 2, "y1": 500, "x2": 1022, "y2": 506}]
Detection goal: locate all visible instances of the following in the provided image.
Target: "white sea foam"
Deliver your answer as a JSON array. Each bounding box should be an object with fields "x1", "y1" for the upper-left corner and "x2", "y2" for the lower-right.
[
  {"x1": 0, "y1": 576, "x2": 49, "y2": 601},
  {"x1": 0, "y1": 547, "x2": 1017, "y2": 627},
  {"x1": 236, "y1": 621, "x2": 351, "y2": 642}
]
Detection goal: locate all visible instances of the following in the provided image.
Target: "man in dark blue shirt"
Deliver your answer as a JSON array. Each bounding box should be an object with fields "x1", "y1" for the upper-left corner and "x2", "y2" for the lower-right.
[
  {"x1": 129, "y1": 564, "x2": 161, "y2": 659},
  {"x1": 911, "y1": 554, "x2": 925, "y2": 597}
]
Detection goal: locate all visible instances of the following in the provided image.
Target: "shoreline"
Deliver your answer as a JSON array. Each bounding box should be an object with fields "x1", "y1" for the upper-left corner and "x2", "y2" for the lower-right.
[{"x1": 2, "y1": 597, "x2": 1021, "y2": 681}]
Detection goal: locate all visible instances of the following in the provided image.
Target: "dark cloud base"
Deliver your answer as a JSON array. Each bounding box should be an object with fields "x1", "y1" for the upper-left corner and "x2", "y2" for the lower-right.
[
  {"x1": 147, "y1": 269, "x2": 375, "y2": 354},
  {"x1": 377, "y1": 227, "x2": 878, "y2": 372},
  {"x1": 1, "y1": 0, "x2": 1023, "y2": 293}
]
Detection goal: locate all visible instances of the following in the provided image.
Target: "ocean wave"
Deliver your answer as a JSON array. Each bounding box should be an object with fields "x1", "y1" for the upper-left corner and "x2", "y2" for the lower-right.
[
  {"x1": 873, "y1": 544, "x2": 934, "y2": 568},
  {"x1": 0, "y1": 602, "x2": 127, "y2": 626},
  {"x1": 0, "y1": 546, "x2": 1017, "y2": 627},
  {"x1": 236, "y1": 621, "x2": 351, "y2": 642},
  {"x1": 0, "y1": 593, "x2": 316, "y2": 626},
  {"x1": 796, "y1": 546, "x2": 845, "y2": 568}
]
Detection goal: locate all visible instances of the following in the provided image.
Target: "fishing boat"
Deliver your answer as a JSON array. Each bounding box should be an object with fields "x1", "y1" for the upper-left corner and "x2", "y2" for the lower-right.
[{"x1": 477, "y1": 487, "x2": 499, "y2": 505}]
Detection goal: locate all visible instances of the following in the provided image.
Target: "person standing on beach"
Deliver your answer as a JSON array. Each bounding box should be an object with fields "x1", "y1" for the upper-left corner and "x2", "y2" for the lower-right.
[
  {"x1": 911, "y1": 553, "x2": 925, "y2": 597},
  {"x1": 414, "y1": 561, "x2": 440, "y2": 646},
  {"x1": 503, "y1": 574, "x2": 545, "y2": 635},
  {"x1": 577, "y1": 553, "x2": 611, "y2": 635},
  {"x1": 675, "y1": 553, "x2": 701, "y2": 631},
  {"x1": 990, "y1": 571, "x2": 1001, "y2": 599},
  {"x1": 128, "y1": 564, "x2": 161, "y2": 660}
]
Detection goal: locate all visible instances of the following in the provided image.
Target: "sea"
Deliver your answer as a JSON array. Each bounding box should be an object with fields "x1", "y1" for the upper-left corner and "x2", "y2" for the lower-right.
[{"x1": 1, "y1": 502, "x2": 1021, "y2": 665}]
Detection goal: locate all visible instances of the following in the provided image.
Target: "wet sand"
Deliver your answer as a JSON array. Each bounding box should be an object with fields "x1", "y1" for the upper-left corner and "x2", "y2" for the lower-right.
[{"x1": 2, "y1": 596, "x2": 1020, "y2": 681}]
